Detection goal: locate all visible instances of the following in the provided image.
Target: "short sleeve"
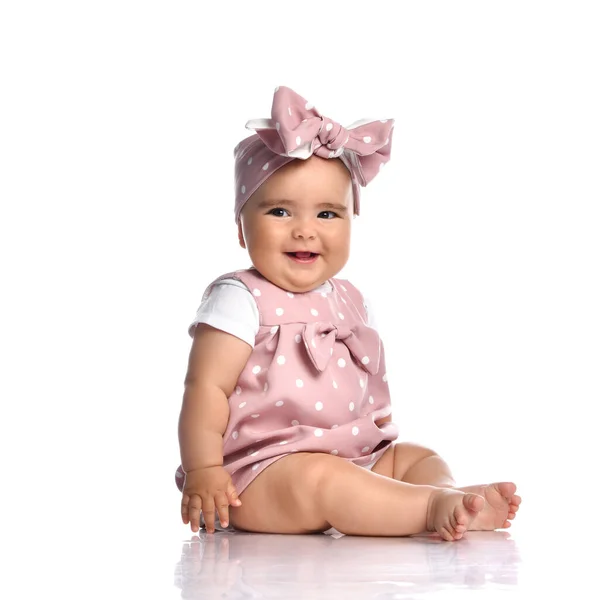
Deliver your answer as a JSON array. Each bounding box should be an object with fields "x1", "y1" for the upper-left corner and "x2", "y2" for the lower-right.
[{"x1": 188, "y1": 278, "x2": 259, "y2": 348}]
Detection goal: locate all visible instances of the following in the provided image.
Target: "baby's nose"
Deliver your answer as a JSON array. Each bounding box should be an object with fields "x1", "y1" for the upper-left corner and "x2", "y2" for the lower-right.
[{"x1": 292, "y1": 222, "x2": 317, "y2": 239}]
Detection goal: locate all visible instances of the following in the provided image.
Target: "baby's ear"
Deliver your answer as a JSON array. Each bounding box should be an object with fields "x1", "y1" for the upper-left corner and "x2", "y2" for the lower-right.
[{"x1": 237, "y1": 221, "x2": 246, "y2": 249}]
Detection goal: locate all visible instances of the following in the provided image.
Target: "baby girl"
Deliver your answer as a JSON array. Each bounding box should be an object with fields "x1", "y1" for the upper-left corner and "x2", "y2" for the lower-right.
[{"x1": 175, "y1": 86, "x2": 521, "y2": 540}]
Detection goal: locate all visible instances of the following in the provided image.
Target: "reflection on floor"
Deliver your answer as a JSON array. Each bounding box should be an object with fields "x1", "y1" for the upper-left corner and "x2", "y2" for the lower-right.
[{"x1": 174, "y1": 529, "x2": 523, "y2": 598}]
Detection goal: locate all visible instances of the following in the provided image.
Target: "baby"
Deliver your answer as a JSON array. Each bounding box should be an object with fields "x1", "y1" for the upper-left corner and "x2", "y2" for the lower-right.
[{"x1": 175, "y1": 86, "x2": 521, "y2": 540}]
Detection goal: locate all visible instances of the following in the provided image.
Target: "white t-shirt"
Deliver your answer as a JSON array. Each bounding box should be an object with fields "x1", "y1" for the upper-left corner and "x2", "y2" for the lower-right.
[{"x1": 188, "y1": 278, "x2": 377, "y2": 347}]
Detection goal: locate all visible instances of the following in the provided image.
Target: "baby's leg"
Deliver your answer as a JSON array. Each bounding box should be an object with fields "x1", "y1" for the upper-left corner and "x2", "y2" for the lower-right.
[
  {"x1": 372, "y1": 443, "x2": 521, "y2": 529},
  {"x1": 372, "y1": 442, "x2": 456, "y2": 487},
  {"x1": 229, "y1": 452, "x2": 484, "y2": 540}
]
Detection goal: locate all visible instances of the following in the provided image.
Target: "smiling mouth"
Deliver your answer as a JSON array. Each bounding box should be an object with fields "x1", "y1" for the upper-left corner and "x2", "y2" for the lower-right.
[
  {"x1": 286, "y1": 251, "x2": 319, "y2": 263},
  {"x1": 286, "y1": 252, "x2": 318, "y2": 258}
]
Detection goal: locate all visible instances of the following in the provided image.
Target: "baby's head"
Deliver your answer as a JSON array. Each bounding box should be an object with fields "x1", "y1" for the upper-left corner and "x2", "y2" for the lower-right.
[
  {"x1": 233, "y1": 86, "x2": 394, "y2": 293},
  {"x1": 238, "y1": 154, "x2": 353, "y2": 293}
]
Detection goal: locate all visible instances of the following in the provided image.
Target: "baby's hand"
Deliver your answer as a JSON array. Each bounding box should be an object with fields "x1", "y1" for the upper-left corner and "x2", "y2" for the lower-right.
[{"x1": 181, "y1": 466, "x2": 241, "y2": 533}]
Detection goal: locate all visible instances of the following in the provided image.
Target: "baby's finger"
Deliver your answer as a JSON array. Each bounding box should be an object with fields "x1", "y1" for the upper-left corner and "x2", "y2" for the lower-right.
[
  {"x1": 181, "y1": 494, "x2": 190, "y2": 525},
  {"x1": 187, "y1": 495, "x2": 203, "y2": 533},
  {"x1": 201, "y1": 496, "x2": 217, "y2": 533},
  {"x1": 226, "y1": 482, "x2": 242, "y2": 507},
  {"x1": 215, "y1": 491, "x2": 230, "y2": 528}
]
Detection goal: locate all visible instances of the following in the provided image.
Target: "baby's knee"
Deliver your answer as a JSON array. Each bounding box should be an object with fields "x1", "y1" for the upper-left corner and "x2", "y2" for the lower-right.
[
  {"x1": 395, "y1": 441, "x2": 438, "y2": 459},
  {"x1": 232, "y1": 453, "x2": 338, "y2": 533},
  {"x1": 286, "y1": 453, "x2": 340, "y2": 520},
  {"x1": 291, "y1": 452, "x2": 338, "y2": 497}
]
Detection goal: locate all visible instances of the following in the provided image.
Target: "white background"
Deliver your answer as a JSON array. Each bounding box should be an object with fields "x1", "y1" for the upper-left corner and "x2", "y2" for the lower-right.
[{"x1": 1, "y1": 1, "x2": 598, "y2": 597}]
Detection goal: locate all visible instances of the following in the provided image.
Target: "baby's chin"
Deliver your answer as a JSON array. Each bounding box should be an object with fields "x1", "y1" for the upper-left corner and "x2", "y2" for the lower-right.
[
  {"x1": 274, "y1": 273, "x2": 330, "y2": 294},
  {"x1": 250, "y1": 256, "x2": 343, "y2": 293}
]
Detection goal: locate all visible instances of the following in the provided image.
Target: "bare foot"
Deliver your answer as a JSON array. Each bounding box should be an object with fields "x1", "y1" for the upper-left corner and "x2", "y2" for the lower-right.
[
  {"x1": 426, "y1": 489, "x2": 485, "y2": 541},
  {"x1": 457, "y1": 482, "x2": 521, "y2": 530}
]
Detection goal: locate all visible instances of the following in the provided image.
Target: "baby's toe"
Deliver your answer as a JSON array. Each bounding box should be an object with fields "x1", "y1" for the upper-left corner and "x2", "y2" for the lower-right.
[
  {"x1": 497, "y1": 482, "x2": 517, "y2": 499},
  {"x1": 454, "y1": 503, "x2": 471, "y2": 530},
  {"x1": 463, "y1": 493, "x2": 484, "y2": 513}
]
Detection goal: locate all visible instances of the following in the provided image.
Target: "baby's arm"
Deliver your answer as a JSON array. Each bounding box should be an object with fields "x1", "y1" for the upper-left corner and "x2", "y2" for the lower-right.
[{"x1": 178, "y1": 323, "x2": 252, "y2": 532}]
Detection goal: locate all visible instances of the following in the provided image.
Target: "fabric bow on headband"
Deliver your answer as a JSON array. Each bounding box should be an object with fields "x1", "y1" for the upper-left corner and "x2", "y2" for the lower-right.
[{"x1": 233, "y1": 86, "x2": 394, "y2": 223}]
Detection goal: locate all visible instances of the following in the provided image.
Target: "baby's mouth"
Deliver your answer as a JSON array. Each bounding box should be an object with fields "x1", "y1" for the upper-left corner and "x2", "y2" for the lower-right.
[{"x1": 286, "y1": 252, "x2": 319, "y2": 263}]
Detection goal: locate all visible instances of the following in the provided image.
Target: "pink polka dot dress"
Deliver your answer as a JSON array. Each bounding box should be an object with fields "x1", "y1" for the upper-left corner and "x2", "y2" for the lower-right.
[{"x1": 175, "y1": 268, "x2": 399, "y2": 495}]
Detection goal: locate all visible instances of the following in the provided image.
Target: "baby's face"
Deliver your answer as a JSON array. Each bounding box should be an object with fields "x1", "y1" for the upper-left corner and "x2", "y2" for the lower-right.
[{"x1": 238, "y1": 156, "x2": 353, "y2": 293}]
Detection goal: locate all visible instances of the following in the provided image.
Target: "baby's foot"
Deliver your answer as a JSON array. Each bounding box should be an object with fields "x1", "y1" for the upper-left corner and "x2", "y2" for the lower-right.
[
  {"x1": 457, "y1": 482, "x2": 521, "y2": 530},
  {"x1": 426, "y1": 489, "x2": 485, "y2": 541}
]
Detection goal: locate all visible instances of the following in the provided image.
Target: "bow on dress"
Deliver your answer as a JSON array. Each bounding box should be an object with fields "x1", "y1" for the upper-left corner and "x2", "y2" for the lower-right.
[
  {"x1": 245, "y1": 86, "x2": 394, "y2": 187},
  {"x1": 301, "y1": 322, "x2": 381, "y2": 375}
]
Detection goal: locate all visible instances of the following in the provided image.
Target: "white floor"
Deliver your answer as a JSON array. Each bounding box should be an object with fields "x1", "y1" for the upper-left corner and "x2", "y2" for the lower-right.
[
  {"x1": 176, "y1": 530, "x2": 524, "y2": 598},
  {"x1": 3, "y1": 486, "x2": 596, "y2": 600},
  {"x1": 169, "y1": 520, "x2": 592, "y2": 599}
]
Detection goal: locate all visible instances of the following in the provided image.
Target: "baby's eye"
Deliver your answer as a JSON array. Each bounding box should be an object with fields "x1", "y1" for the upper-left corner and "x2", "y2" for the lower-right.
[
  {"x1": 268, "y1": 207, "x2": 290, "y2": 217},
  {"x1": 318, "y1": 211, "x2": 338, "y2": 219}
]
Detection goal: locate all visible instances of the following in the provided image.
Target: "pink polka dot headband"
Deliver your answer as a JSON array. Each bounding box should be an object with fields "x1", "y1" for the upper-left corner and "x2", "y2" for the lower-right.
[{"x1": 233, "y1": 86, "x2": 395, "y2": 223}]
